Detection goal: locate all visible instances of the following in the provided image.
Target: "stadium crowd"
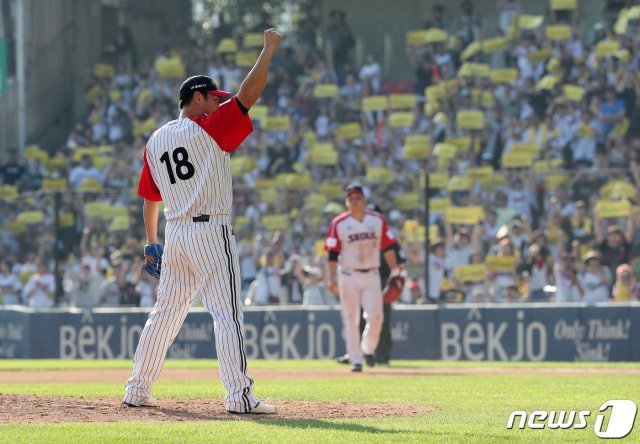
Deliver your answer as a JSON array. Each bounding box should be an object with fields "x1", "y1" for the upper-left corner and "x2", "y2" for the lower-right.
[{"x1": 2, "y1": 1, "x2": 640, "y2": 308}]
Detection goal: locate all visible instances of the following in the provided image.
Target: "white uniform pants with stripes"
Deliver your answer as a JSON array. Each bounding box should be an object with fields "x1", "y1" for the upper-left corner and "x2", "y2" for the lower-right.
[
  {"x1": 124, "y1": 221, "x2": 259, "y2": 412},
  {"x1": 338, "y1": 269, "x2": 383, "y2": 365}
]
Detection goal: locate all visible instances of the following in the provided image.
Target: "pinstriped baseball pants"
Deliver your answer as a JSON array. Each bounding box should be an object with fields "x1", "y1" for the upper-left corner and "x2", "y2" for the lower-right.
[
  {"x1": 124, "y1": 221, "x2": 259, "y2": 412},
  {"x1": 338, "y1": 269, "x2": 383, "y2": 365}
]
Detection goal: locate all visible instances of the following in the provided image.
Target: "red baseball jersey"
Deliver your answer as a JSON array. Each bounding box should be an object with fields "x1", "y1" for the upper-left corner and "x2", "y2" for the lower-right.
[
  {"x1": 325, "y1": 210, "x2": 396, "y2": 269},
  {"x1": 137, "y1": 97, "x2": 252, "y2": 220}
]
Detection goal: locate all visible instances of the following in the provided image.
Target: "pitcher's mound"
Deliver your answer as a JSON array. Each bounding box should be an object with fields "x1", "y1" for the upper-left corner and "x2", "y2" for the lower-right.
[{"x1": 0, "y1": 394, "x2": 436, "y2": 423}]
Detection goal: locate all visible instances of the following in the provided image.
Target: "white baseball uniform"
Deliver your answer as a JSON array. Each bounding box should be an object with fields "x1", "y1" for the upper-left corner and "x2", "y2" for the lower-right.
[
  {"x1": 325, "y1": 210, "x2": 395, "y2": 365},
  {"x1": 124, "y1": 97, "x2": 262, "y2": 413}
]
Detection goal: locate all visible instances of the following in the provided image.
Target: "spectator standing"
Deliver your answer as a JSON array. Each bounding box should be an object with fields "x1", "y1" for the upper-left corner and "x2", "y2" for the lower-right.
[
  {"x1": 596, "y1": 223, "x2": 632, "y2": 277},
  {"x1": 96, "y1": 270, "x2": 122, "y2": 307},
  {"x1": 599, "y1": 87, "x2": 625, "y2": 141},
  {"x1": 247, "y1": 252, "x2": 282, "y2": 305},
  {"x1": 424, "y1": 4, "x2": 448, "y2": 30},
  {"x1": 428, "y1": 237, "x2": 447, "y2": 302},
  {"x1": 359, "y1": 54, "x2": 382, "y2": 96},
  {"x1": 136, "y1": 270, "x2": 157, "y2": 308},
  {"x1": 301, "y1": 266, "x2": 329, "y2": 305},
  {"x1": 0, "y1": 150, "x2": 26, "y2": 186},
  {"x1": 69, "y1": 155, "x2": 102, "y2": 189},
  {"x1": 612, "y1": 264, "x2": 640, "y2": 301},
  {"x1": 579, "y1": 251, "x2": 612, "y2": 304},
  {"x1": 69, "y1": 261, "x2": 102, "y2": 309},
  {"x1": 237, "y1": 228, "x2": 259, "y2": 294},
  {"x1": 22, "y1": 261, "x2": 55, "y2": 308},
  {"x1": 0, "y1": 260, "x2": 22, "y2": 305},
  {"x1": 521, "y1": 244, "x2": 552, "y2": 302},
  {"x1": 325, "y1": 9, "x2": 355, "y2": 73},
  {"x1": 553, "y1": 251, "x2": 584, "y2": 302},
  {"x1": 456, "y1": 1, "x2": 481, "y2": 47},
  {"x1": 444, "y1": 224, "x2": 481, "y2": 272},
  {"x1": 497, "y1": 0, "x2": 522, "y2": 33}
]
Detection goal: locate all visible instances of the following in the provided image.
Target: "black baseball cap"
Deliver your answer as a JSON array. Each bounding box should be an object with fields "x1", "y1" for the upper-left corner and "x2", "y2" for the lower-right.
[
  {"x1": 178, "y1": 75, "x2": 231, "y2": 109},
  {"x1": 345, "y1": 183, "x2": 365, "y2": 197}
]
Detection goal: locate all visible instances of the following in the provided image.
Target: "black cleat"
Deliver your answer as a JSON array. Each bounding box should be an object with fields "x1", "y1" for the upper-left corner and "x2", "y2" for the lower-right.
[
  {"x1": 336, "y1": 354, "x2": 351, "y2": 365},
  {"x1": 351, "y1": 363, "x2": 362, "y2": 372},
  {"x1": 364, "y1": 354, "x2": 376, "y2": 368}
]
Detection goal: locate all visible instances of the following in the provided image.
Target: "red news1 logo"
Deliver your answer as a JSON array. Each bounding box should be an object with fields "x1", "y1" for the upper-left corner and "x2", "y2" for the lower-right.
[{"x1": 507, "y1": 400, "x2": 638, "y2": 439}]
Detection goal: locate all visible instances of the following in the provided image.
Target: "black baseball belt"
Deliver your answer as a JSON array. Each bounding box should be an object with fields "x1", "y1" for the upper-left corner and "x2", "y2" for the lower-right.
[{"x1": 193, "y1": 214, "x2": 210, "y2": 222}]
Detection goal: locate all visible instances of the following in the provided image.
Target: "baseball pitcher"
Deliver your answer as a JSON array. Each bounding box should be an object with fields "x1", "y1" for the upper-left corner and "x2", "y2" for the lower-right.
[{"x1": 123, "y1": 29, "x2": 281, "y2": 414}]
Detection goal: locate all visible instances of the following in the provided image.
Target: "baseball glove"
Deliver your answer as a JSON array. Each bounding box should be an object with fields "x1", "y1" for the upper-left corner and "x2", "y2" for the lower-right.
[
  {"x1": 142, "y1": 243, "x2": 163, "y2": 279},
  {"x1": 383, "y1": 275, "x2": 405, "y2": 304}
]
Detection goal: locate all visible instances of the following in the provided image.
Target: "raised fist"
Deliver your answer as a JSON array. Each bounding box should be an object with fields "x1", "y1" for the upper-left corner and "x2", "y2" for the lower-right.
[{"x1": 264, "y1": 28, "x2": 282, "y2": 51}]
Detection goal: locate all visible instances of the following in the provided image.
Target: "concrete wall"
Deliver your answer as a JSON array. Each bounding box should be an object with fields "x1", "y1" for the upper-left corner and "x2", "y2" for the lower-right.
[{"x1": 0, "y1": 0, "x2": 191, "y2": 154}]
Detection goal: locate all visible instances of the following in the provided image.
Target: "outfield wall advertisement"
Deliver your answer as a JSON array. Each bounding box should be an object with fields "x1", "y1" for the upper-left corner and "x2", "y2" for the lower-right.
[{"x1": 0, "y1": 304, "x2": 638, "y2": 361}]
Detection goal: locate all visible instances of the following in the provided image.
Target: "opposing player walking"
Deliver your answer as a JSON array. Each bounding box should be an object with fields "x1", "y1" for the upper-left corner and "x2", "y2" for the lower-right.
[
  {"x1": 325, "y1": 184, "x2": 399, "y2": 372},
  {"x1": 124, "y1": 29, "x2": 281, "y2": 414}
]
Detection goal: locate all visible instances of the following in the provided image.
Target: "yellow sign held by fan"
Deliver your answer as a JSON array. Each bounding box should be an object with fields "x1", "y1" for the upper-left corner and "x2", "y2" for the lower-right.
[
  {"x1": 446, "y1": 206, "x2": 484, "y2": 224},
  {"x1": 596, "y1": 40, "x2": 619, "y2": 58},
  {"x1": 424, "y1": 28, "x2": 448, "y2": 43},
  {"x1": 510, "y1": 143, "x2": 539, "y2": 156},
  {"x1": 261, "y1": 214, "x2": 289, "y2": 231},
  {"x1": 249, "y1": 105, "x2": 268, "y2": 126},
  {"x1": 93, "y1": 63, "x2": 115, "y2": 78},
  {"x1": 394, "y1": 193, "x2": 421, "y2": 211},
  {"x1": 482, "y1": 37, "x2": 508, "y2": 53},
  {"x1": 389, "y1": 112, "x2": 413, "y2": 128},
  {"x1": 551, "y1": 0, "x2": 577, "y2": 10},
  {"x1": 596, "y1": 200, "x2": 631, "y2": 218},
  {"x1": 427, "y1": 173, "x2": 448, "y2": 189},
  {"x1": 243, "y1": 33, "x2": 263, "y2": 48},
  {"x1": 265, "y1": 115, "x2": 291, "y2": 131},
  {"x1": 365, "y1": 167, "x2": 394, "y2": 184},
  {"x1": 429, "y1": 198, "x2": 451, "y2": 213},
  {"x1": 461, "y1": 41, "x2": 481, "y2": 60},
  {"x1": 337, "y1": 122, "x2": 362, "y2": 140},
  {"x1": 517, "y1": 15, "x2": 544, "y2": 30},
  {"x1": 490, "y1": 68, "x2": 518, "y2": 84},
  {"x1": 503, "y1": 152, "x2": 534, "y2": 168},
  {"x1": 217, "y1": 38, "x2": 237, "y2": 53},
  {"x1": 313, "y1": 83, "x2": 339, "y2": 98},
  {"x1": 406, "y1": 30, "x2": 430, "y2": 45},
  {"x1": 362, "y1": 96, "x2": 388, "y2": 111},
  {"x1": 455, "y1": 264, "x2": 486, "y2": 282},
  {"x1": 546, "y1": 24, "x2": 571, "y2": 41},
  {"x1": 447, "y1": 175, "x2": 471, "y2": 191},
  {"x1": 389, "y1": 94, "x2": 416, "y2": 110},
  {"x1": 154, "y1": 57, "x2": 185, "y2": 79},
  {"x1": 17, "y1": 211, "x2": 45, "y2": 224},
  {"x1": 456, "y1": 110, "x2": 484, "y2": 129},
  {"x1": 563, "y1": 85, "x2": 585, "y2": 101},
  {"x1": 311, "y1": 144, "x2": 338, "y2": 165},
  {"x1": 319, "y1": 182, "x2": 344, "y2": 199}
]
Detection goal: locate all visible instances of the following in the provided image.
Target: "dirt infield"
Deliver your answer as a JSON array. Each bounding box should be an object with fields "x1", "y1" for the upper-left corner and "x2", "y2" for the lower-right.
[
  {"x1": 0, "y1": 394, "x2": 435, "y2": 424},
  {"x1": 1, "y1": 365, "x2": 637, "y2": 424}
]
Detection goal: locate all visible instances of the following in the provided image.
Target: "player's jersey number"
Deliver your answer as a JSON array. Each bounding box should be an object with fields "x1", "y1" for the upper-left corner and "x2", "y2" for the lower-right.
[{"x1": 160, "y1": 147, "x2": 195, "y2": 184}]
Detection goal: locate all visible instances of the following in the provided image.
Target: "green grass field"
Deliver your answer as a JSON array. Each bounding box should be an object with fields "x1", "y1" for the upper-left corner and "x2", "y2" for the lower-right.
[{"x1": 0, "y1": 360, "x2": 638, "y2": 443}]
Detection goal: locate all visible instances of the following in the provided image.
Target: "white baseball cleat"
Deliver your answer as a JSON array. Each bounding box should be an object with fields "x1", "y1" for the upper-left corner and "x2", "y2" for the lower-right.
[
  {"x1": 251, "y1": 401, "x2": 277, "y2": 414},
  {"x1": 229, "y1": 401, "x2": 277, "y2": 414},
  {"x1": 123, "y1": 396, "x2": 157, "y2": 407}
]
